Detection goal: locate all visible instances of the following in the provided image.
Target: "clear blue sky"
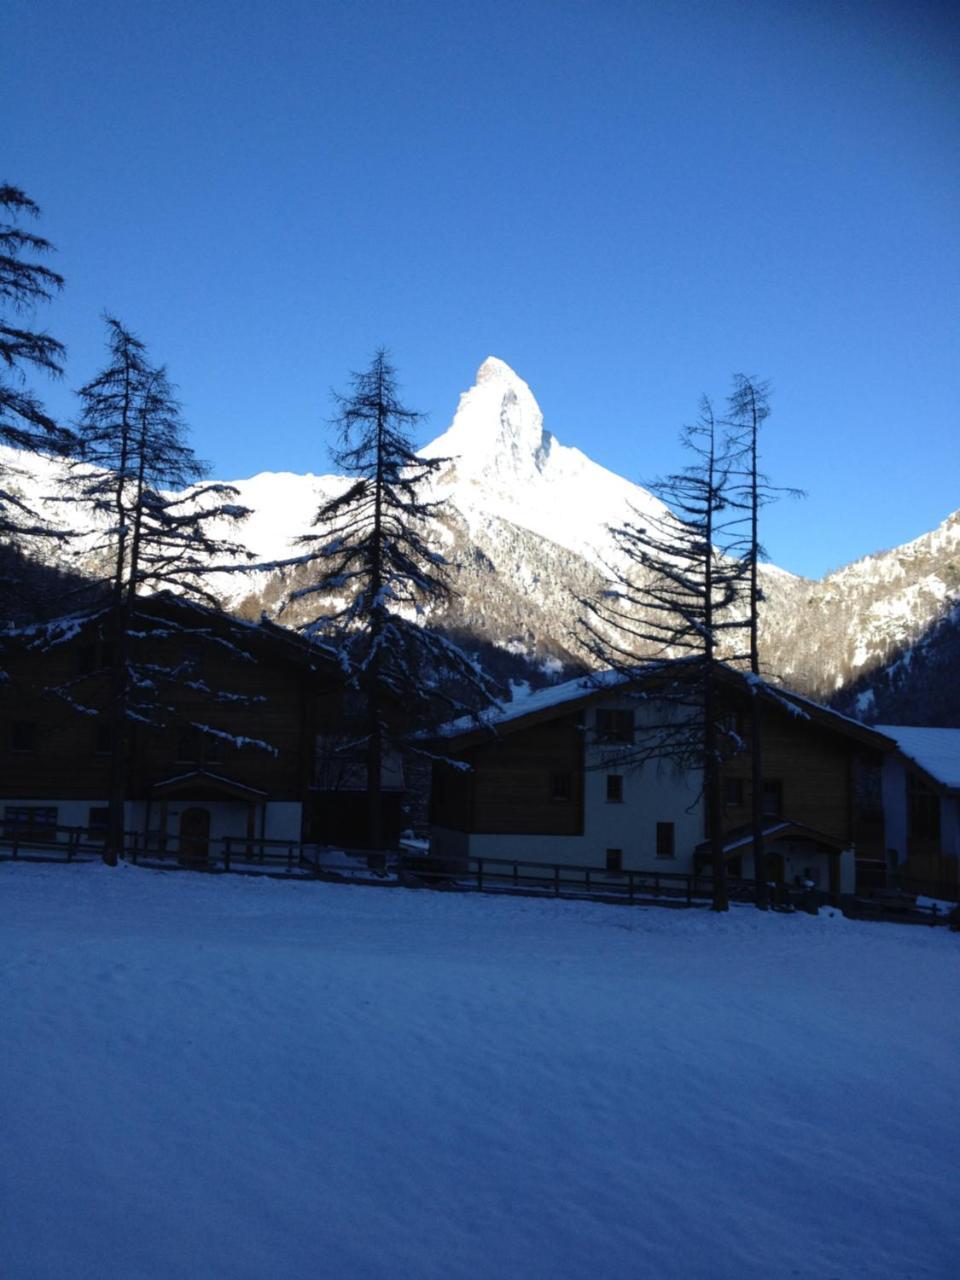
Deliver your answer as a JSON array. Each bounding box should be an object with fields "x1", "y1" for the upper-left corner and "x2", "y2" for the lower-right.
[{"x1": 6, "y1": 0, "x2": 958, "y2": 579}]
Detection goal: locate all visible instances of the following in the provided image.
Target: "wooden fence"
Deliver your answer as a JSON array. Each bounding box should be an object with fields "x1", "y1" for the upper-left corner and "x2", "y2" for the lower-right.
[{"x1": 2, "y1": 824, "x2": 956, "y2": 924}]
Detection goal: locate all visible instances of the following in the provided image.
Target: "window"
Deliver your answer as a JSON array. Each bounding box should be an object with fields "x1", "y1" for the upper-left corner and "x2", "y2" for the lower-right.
[
  {"x1": 605, "y1": 774, "x2": 624, "y2": 803},
  {"x1": 656, "y1": 821, "x2": 675, "y2": 859},
  {"x1": 11, "y1": 721, "x2": 36, "y2": 753},
  {"x1": 176, "y1": 723, "x2": 223, "y2": 766},
  {"x1": 605, "y1": 848, "x2": 623, "y2": 873},
  {"x1": 78, "y1": 640, "x2": 114, "y2": 675},
  {"x1": 179, "y1": 640, "x2": 204, "y2": 678},
  {"x1": 550, "y1": 772, "x2": 572, "y2": 801},
  {"x1": 719, "y1": 709, "x2": 746, "y2": 741},
  {"x1": 3, "y1": 805, "x2": 58, "y2": 842},
  {"x1": 94, "y1": 723, "x2": 112, "y2": 755},
  {"x1": 723, "y1": 777, "x2": 744, "y2": 807},
  {"x1": 761, "y1": 779, "x2": 783, "y2": 817},
  {"x1": 595, "y1": 709, "x2": 634, "y2": 744},
  {"x1": 907, "y1": 772, "x2": 940, "y2": 841}
]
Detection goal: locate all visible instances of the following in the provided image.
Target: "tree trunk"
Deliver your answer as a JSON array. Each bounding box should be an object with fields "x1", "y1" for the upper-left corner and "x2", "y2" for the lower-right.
[
  {"x1": 104, "y1": 595, "x2": 130, "y2": 866},
  {"x1": 705, "y1": 667, "x2": 728, "y2": 912},
  {"x1": 750, "y1": 691, "x2": 767, "y2": 908},
  {"x1": 747, "y1": 395, "x2": 768, "y2": 909}
]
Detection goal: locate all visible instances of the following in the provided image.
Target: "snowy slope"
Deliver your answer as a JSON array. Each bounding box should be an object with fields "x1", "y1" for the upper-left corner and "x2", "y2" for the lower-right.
[{"x1": 3, "y1": 862, "x2": 960, "y2": 1280}]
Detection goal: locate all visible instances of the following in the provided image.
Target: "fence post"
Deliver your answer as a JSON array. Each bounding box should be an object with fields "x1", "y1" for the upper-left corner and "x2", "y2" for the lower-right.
[
  {"x1": 554, "y1": 865, "x2": 560, "y2": 896},
  {"x1": 585, "y1": 867, "x2": 591, "y2": 893},
  {"x1": 628, "y1": 871, "x2": 634, "y2": 903},
  {"x1": 477, "y1": 859, "x2": 483, "y2": 892},
  {"x1": 513, "y1": 861, "x2": 518, "y2": 887}
]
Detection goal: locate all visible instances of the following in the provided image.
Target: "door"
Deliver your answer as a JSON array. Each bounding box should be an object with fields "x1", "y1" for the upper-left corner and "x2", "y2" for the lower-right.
[{"x1": 179, "y1": 807, "x2": 211, "y2": 864}]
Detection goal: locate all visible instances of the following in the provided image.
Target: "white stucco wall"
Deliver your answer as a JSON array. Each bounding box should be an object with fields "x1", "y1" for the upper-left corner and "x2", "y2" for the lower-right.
[
  {"x1": 1, "y1": 797, "x2": 108, "y2": 844},
  {"x1": 579, "y1": 745, "x2": 704, "y2": 872},
  {"x1": 941, "y1": 796, "x2": 960, "y2": 857},
  {"x1": 149, "y1": 800, "x2": 302, "y2": 847},
  {"x1": 881, "y1": 757, "x2": 960, "y2": 861},
  {"x1": 2, "y1": 797, "x2": 303, "y2": 853},
  {"x1": 881, "y1": 756, "x2": 908, "y2": 864},
  {"x1": 736, "y1": 843, "x2": 855, "y2": 895}
]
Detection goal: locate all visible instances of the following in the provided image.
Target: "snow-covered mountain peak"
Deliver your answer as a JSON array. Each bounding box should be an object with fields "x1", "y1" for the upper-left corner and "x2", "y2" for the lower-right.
[
  {"x1": 475, "y1": 355, "x2": 524, "y2": 385},
  {"x1": 422, "y1": 356, "x2": 550, "y2": 481},
  {"x1": 415, "y1": 359, "x2": 670, "y2": 574}
]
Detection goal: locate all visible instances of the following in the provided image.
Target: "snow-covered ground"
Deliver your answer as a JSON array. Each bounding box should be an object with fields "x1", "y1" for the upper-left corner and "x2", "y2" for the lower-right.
[{"x1": 3, "y1": 864, "x2": 959, "y2": 1280}]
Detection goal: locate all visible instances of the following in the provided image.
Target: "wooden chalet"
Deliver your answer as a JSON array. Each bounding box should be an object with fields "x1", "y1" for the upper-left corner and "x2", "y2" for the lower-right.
[
  {"x1": 0, "y1": 593, "x2": 404, "y2": 859},
  {"x1": 430, "y1": 667, "x2": 894, "y2": 896}
]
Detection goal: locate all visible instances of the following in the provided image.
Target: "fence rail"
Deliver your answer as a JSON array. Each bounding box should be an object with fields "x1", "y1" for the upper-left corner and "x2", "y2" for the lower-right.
[{"x1": 2, "y1": 825, "x2": 956, "y2": 924}]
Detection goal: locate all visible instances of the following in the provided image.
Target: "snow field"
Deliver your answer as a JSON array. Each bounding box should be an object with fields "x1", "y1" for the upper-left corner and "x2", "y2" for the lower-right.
[{"x1": 3, "y1": 863, "x2": 959, "y2": 1279}]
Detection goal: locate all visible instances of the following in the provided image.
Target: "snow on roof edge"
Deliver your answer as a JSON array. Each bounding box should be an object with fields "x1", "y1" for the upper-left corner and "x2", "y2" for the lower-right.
[{"x1": 875, "y1": 725, "x2": 960, "y2": 791}]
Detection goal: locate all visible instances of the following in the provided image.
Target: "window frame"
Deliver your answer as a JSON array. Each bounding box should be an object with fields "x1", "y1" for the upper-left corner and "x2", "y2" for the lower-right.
[
  {"x1": 595, "y1": 708, "x2": 635, "y2": 745},
  {"x1": 655, "y1": 821, "x2": 675, "y2": 859},
  {"x1": 761, "y1": 778, "x2": 784, "y2": 818},
  {"x1": 605, "y1": 773, "x2": 624, "y2": 803}
]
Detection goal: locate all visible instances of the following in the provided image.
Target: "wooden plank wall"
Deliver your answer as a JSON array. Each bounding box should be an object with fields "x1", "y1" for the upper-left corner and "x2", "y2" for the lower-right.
[
  {"x1": 0, "y1": 632, "x2": 336, "y2": 802},
  {"x1": 461, "y1": 715, "x2": 584, "y2": 836},
  {"x1": 719, "y1": 704, "x2": 855, "y2": 842}
]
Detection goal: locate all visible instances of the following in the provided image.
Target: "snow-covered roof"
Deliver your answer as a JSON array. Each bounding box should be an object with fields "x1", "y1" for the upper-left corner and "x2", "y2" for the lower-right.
[
  {"x1": 876, "y1": 726, "x2": 960, "y2": 792},
  {"x1": 437, "y1": 669, "x2": 629, "y2": 738},
  {"x1": 438, "y1": 663, "x2": 893, "y2": 748}
]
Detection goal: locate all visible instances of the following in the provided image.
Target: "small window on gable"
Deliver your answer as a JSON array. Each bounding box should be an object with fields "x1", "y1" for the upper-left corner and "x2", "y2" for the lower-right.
[
  {"x1": 550, "y1": 772, "x2": 572, "y2": 801},
  {"x1": 656, "y1": 821, "x2": 675, "y2": 859},
  {"x1": 11, "y1": 721, "x2": 36, "y2": 753},
  {"x1": 719, "y1": 709, "x2": 746, "y2": 741},
  {"x1": 606, "y1": 848, "x2": 623, "y2": 873},
  {"x1": 78, "y1": 640, "x2": 113, "y2": 676},
  {"x1": 176, "y1": 723, "x2": 224, "y2": 766},
  {"x1": 762, "y1": 779, "x2": 783, "y2": 817},
  {"x1": 606, "y1": 774, "x2": 624, "y2": 803},
  {"x1": 595, "y1": 709, "x2": 634, "y2": 744},
  {"x1": 181, "y1": 640, "x2": 204, "y2": 677}
]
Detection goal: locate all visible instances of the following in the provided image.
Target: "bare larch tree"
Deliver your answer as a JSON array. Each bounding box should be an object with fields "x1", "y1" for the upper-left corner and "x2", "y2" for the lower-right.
[{"x1": 579, "y1": 398, "x2": 746, "y2": 911}]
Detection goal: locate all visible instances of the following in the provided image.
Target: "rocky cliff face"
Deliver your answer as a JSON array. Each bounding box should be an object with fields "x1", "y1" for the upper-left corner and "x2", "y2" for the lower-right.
[{"x1": 4, "y1": 358, "x2": 958, "y2": 720}]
